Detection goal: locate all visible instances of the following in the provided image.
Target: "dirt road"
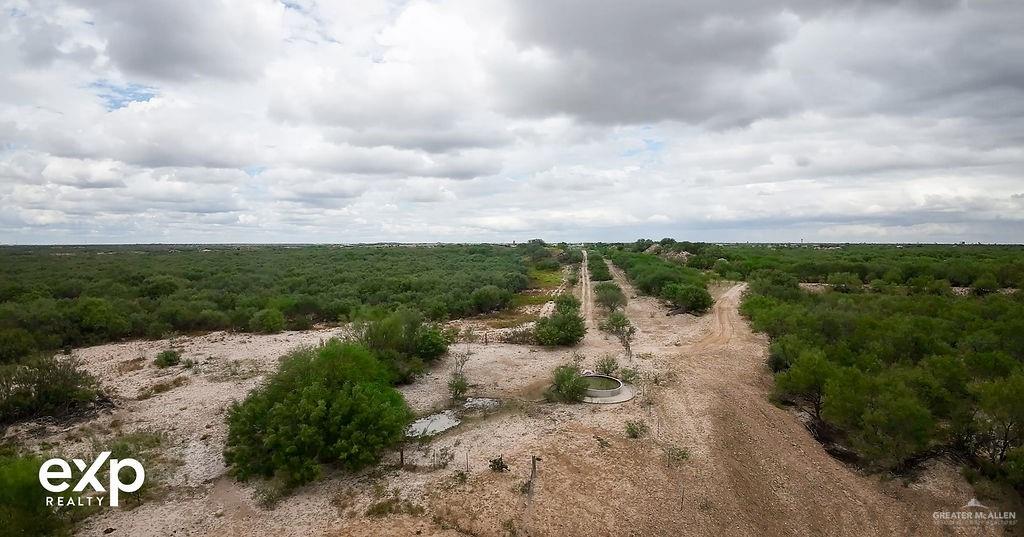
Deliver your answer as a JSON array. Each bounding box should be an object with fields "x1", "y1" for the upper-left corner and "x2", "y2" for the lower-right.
[
  {"x1": 596, "y1": 262, "x2": 994, "y2": 536},
  {"x1": 13, "y1": 258, "x2": 1002, "y2": 536},
  {"x1": 580, "y1": 249, "x2": 595, "y2": 327}
]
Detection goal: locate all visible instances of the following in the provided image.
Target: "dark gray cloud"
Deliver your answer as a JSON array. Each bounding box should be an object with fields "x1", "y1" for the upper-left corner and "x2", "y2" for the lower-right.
[{"x1": 70, "y1": 0, "x2": 282, "y2": 81}]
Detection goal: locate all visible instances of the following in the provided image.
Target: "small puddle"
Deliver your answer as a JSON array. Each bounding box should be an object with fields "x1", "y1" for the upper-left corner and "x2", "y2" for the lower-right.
[{"x1": 406, "y1": 410, "x2": 460, "y2": 438}]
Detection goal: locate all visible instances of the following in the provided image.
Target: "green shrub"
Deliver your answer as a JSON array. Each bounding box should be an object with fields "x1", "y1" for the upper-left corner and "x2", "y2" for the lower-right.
[
  {"x1": 553, "y1": 294, "x2": 581, "y2": 314},
  {"x1": 0, "y1": 355, "x2": 101, "y2": 425},
  {"x1": 776, "y1": 349, "x2": 835, "y2": 419},
  {"x1": 0, "y1": 453, "x2": 72, "y2": 536},
  {"x1": 153, "y1": 349, "x2": 181, "y2": 368},
  {"x1": 619, "y1": 367, "x2": 640, "y2": 384},
  {"x1": 596, "y1": 355, "x2": 619, "y2": 376},
  {"x1": 826, "y1": 272, "x2": 862, "y2": 293},
  {"x1": 594, "y1": 282, "x2": 626, "y2": 311},
  {"x1": 535, "y1": 294, "x2": 586, "y2": 346},
  {"x1": 249, "y1": 308, "x2": 285, "y2": 333},
  {"x1": 662, "y1": 283, "x2": 713, "y2": 314},
  {"x1": 1006, "y1": 447, "x2": 1024, "y2": 489},
  {"x1": 767, "y1": 334, "x2": 804, "y2": 372},
  {"x1": 415, "y1": 326, "x2": 449, "y2": 361},
  {"x1": 356, "y1": 309, "x2": 449, "y2": 382},
  {"x1": 224, "y1": 340, "x2": 412, "y2": 487},
  {"x1": 535, "y1": 311, "x2": 586, "y2": 346},
  {"x1": 0, "y1": 328, "x2": 34, "y2": 364},
  {"x1": 448, "y1": 372, "x2": 468, "y2": 401},
  {"x1": 599, "y1": 311, "x2": 636, "y2": 359},
  {"x1": 587, "y1": 253, "x2": 612, "y2": 281},
  {"x1": 470, "y1": 285, "x2": 511, "y2": 313},
  {"x1": 546, "y1": 363, "x2": 587, "y2": 403},
  {"x1": 971, "y1": 273, "x2": 999, "y2": 295},
  {"x1": 625, "y1": 420, "x2": 648, "y2": 439},
  {"x1": 534, "y1": 258, "x2": 560, "y2": 272}
]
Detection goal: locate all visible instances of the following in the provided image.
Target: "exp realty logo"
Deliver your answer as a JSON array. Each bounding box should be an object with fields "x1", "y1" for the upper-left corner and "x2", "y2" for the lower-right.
[{"x1": 38, "y1": 451, "x2": 145, "y2": 507}]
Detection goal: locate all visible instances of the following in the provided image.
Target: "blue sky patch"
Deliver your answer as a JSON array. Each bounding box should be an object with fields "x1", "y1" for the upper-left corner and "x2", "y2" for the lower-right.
[{"x1": 90, "y1": 80, "x2": 158, "y2": 111}]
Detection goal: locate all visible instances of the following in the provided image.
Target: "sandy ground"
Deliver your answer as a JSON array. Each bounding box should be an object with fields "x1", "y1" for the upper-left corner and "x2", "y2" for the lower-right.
[{"x1": 4, "y1": 257, "x2": 1012, "y2": 537}]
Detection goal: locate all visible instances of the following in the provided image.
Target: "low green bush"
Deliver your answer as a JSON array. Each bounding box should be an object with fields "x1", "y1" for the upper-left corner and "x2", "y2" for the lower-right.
[
  {"x1": 0, "y1": 453, "x2": 73, "y2": 536},
  {"x1": 0, "y1": 355, "x2": 102, "y2": 425},
  {"x1": 448, "y1": 372, "x2": 468, "y2": 401},
  {"x1": 0, "y1": 328, "x2": 34, "y2": 364},
  {"x1": 587, "y1": 252, "x2": 612, "y2": 281},
  {"x1": 662, "y1": 283, "x2": 713, "y2": 314},
  {"x1": 249, "y1": 308, "x2": 285, "y2": 333},
  {"x1": 625, "y1": 420, "x2": 649, "y2": 439},
  {"x1": 546, "y1": 362, "x2": 587, "y2": 403},
  {"x1": 535, "y1": 295, "x2": 586, "y2": 346},
  {"x1": 224, "y1": 340, "x2": 412, "y2": 487},
  {"x1": 594, "y1": 282, "x2": 626, "y2": 311},
  {"x1": 535, "y1": 312, "x2": 585, "y2": 346},
  {"x1": 153, "y1": 349, "x2": 181, "y2": 368},
  {"x1": 619, "y1": 367, "x2": 640, "y2": 384},
  {"x1": 596, "y1": 355, "x2": 619, "y2": 376},
  {"x1": 470, "y1": 285, "x2": 512, "y2": 313},
  {"x1": 355, "y1": 309, "x2": 450, "y2": 382}
]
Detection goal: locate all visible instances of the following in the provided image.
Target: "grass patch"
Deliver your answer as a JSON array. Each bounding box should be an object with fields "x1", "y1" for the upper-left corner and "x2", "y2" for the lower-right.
[
  {"x1": 511, "y1": 292, "x2": 551, "y2": 307},
  {"x1": 482, "y1": 310, "x2": 538, "y2": 329},
  {"x1": 663, "y1": 446, "x2": 690, "y2": 467},
  {"x1": 528, "y1": 268, "x2": 563, "y2": 289},
  {"x1": 364, "y1": 488, "x2": 425, "y2": 518}
]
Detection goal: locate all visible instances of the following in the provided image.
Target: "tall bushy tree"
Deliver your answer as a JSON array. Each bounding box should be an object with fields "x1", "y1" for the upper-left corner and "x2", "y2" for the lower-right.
[
  {"x1": 970, "y1": 373, "x2": 1024, "y2": 464},
  {"x1": 776, "y1": 349, "x2": 835, "y2": 419},
  {"x1": 662, "y1": 283, "x2": 713, "y2": 314},
  {"x1": 224, "y1": 341, "x2": 412, "y2": 486}
]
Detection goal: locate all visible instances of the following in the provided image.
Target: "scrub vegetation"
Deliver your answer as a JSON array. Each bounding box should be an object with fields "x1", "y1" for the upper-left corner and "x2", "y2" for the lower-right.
[
  {"x1": 0, "y1": 244, "x2": 531, "y2": 361},
  {"x1": 653, "y1": 239, "x2": 1024, "y2": 289},
  {"x1": 224, "y1": 339, "x2": 413, "y2": 487},
  {"x1": 741, "y1": 265, "x2": 1024, "y2": 487},
  {"x1": 534, "y1": 295, "x2": 586, "y2": 346},
  {"x1": 3, "y1": 238, "x2": 1023, "y2": 533},
  {"x1": 605, "y1": 249, "x2": 713, "y2": 314}
]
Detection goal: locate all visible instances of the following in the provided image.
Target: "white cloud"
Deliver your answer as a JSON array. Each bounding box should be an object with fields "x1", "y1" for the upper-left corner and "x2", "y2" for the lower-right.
[{"x1": 1, "y1": 0, "x2": 1022, "y2": 243}]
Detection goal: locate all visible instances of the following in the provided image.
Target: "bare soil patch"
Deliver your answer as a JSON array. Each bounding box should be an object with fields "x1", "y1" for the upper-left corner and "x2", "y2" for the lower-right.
[{"x1": 4, "y1": 261, "x2": 998, "y2": 536}]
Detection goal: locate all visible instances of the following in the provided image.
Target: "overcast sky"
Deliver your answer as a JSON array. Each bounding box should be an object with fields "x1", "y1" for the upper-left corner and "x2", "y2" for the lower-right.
[{"x1": 1, "y1": 0, "x2": 1022, "y2": 244}]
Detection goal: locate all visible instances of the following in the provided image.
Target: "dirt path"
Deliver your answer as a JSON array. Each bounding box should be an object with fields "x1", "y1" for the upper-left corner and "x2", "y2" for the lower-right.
[
  {"x1": 601, "y1": 263, "x2": 995, "y2": 536},
  {"x1": 580, "y1": 250, "x2": 595, "y2": 327},
  {"x1": 9, "y1": 259, "x2": 1002, "y2": 536}
]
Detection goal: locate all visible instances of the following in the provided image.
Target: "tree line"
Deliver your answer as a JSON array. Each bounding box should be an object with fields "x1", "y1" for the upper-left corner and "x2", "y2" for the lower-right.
[
  {"x1": 0, "y1": 244, "x2": 531, "y2": 362},
  {"x1": 741, "y1": 269, "x2": 1024, "y2": 490},
  {"x1": 604, "y1": 249, "x2": 713, "y2": 314}
]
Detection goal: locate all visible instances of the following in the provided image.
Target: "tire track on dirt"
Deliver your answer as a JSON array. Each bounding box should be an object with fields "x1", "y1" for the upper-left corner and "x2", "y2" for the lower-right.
[
  {"x1": 602, "y1": 262, "x2": 989, "y2": 536},
  {"x1": 580, "y1": 250, "x2": 595, "y2": 328}
]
